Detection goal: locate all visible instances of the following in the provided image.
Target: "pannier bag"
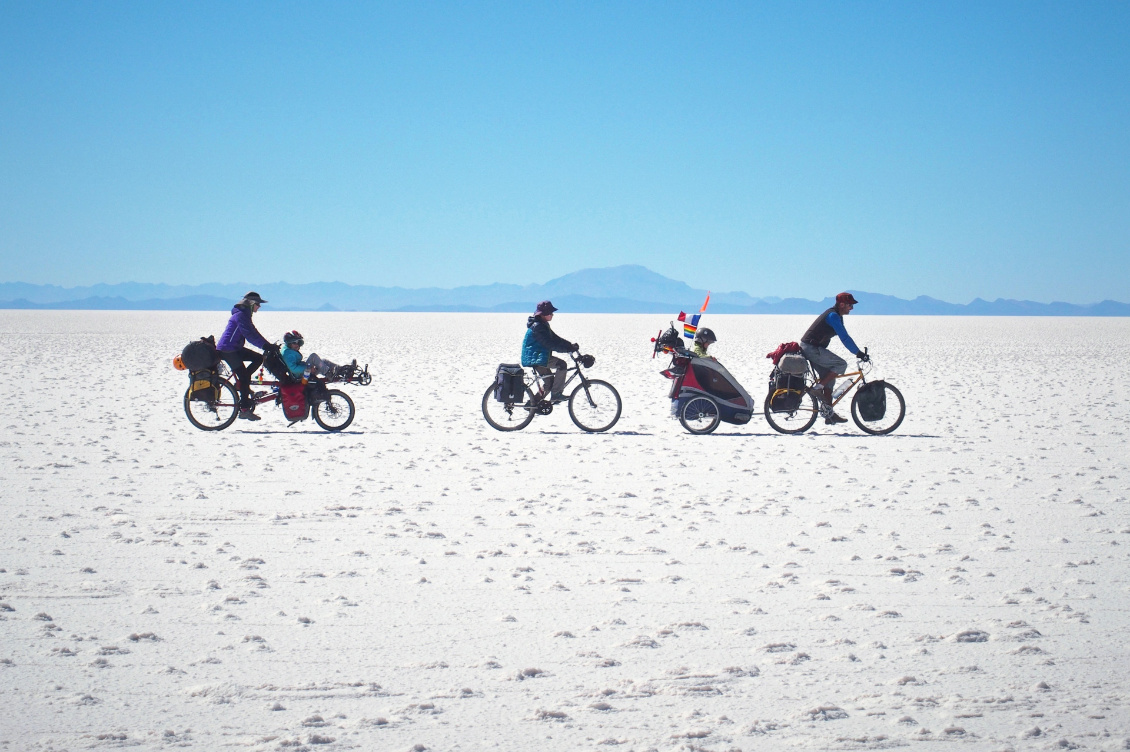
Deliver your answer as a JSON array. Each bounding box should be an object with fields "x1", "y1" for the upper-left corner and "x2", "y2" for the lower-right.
[
  {"x1": 189, "y1": 369, "x2": 219, "y2": 402},
  {"x1": 494, "y1": 364, "x2": 526, "y2": 403},
  {"x1": 279, "y1": 384, "x2": 308, "y2": 422},
  {"x1": 181, "y1": 336, "x2": 218, "y2": 372},
  {"x1": 768, "y1": 368, "x2": 805, "y2": 413},
  {"x1": 777, "y1": 352, "x2": 809, "y2": 376},
  {"x1": 855, "y1": 381, "x2": 887, "y2": 421}
]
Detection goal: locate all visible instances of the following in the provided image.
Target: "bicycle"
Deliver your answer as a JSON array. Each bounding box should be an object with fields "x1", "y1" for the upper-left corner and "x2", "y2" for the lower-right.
[
  {"x1": 764, "y1": 350, "x2": 905, "y2": 435},
  {"x1": 183, "y1": 360, "x2": 358, "y2": 432},
  {"x1": 482, "y1": 352, "x2": 622, "y2": 433}
]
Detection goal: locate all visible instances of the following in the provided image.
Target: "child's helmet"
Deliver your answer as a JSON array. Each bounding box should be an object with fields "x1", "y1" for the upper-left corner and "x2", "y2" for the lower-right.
[
  {"x1": 283, "y1": 330, "x2": 304, "y2": 346},
  {"x1": 694, "y1": 327, "x2": 716, "y2": 344}
]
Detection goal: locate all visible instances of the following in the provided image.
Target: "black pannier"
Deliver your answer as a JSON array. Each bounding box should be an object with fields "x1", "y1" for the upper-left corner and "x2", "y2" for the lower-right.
[
  {"x1": 855, "y1": 381, "x2": 887, "y2": 421},
  {"x1": 262, "y1": 350, "x2": 299, "y2": 384},
  {"x1": 189, "y1": 369, "x2": 219, "y2": 401},
  {"x1": 768, "y1": 368, "x2": 806, "y2": 413},
  {"x1": 494, "y1": 364, "x2": 526, "y2": 403},
  {"x1": 181, "y1": 336, "x2": 218, "y2": 371}
]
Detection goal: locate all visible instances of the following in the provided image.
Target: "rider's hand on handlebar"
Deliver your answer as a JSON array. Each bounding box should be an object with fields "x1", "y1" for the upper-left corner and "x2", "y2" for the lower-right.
[
  {"x1": 571, "y1": 343, "x2": 580, "y2": 352},
  {"x1": 264, "y1": 343, "x2": 281, "y2": 355},
  {"x1": 857, "y1": 351, "x2": 870, "y2": 363}
]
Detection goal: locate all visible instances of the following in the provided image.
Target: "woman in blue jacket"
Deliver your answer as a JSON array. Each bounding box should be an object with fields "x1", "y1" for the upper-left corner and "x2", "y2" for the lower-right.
[
  {"x1": 521, "y1": 301, "x2": 578, "y2": 403},
  {"x1": 217, "y1": 292, "x2": 277, "y2": 420}
]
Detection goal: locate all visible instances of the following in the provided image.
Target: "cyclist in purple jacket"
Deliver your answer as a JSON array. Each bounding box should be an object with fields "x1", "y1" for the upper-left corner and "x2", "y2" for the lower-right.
[
  {"x1": 799, "y1": 292, "x2": 869, "y2": 425},
  {"x1": 217, "y1": 291, "x2": 278, "y2": 421}
]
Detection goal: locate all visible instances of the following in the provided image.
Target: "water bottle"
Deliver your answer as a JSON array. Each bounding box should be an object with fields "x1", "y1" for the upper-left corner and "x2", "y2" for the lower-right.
[
  {"x1": 302, "y1": 365, "x2": 312, "y2": 385},
  {"x1": 832, "y1": 382, "x2": 849, "y2": 400}
]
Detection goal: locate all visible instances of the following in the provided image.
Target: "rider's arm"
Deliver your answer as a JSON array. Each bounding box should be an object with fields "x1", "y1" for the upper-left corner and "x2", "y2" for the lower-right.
[
  {"x1": 827, "y1": 311, "x2": 861, "y2": 355},
  {"x1": 533, "y1": 322, "x2": 575, "y2": 353},
  {"x1": 238, "y1": 310, "x2": 270, "y2": 350},
  {"x1": 281, "y1": 348, "x2": 305, "y2": 377}
]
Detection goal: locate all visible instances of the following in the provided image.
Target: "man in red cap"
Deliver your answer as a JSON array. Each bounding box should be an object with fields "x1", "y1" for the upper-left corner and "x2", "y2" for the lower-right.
[{"x1": 799, "y1": 292, "x2": 868, "y2": 424}]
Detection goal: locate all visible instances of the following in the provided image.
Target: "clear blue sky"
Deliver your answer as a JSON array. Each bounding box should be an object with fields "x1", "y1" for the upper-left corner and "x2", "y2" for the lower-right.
[{"x1": 2, "y1": 2, "x2": 1128, "y2": 303}]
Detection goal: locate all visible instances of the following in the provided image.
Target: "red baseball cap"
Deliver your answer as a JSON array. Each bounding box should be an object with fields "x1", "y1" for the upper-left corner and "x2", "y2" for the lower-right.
[{"x1": 836, "y1": 292, "x2": 858, "y2": 305}]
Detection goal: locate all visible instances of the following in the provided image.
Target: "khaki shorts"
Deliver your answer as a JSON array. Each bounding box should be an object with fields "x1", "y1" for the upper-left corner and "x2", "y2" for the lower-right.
[{"x1": 799, "y1": 343, "x2": 847, "y2": 378}]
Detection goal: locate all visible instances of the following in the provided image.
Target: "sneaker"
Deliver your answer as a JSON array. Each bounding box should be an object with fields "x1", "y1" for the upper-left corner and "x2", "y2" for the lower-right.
[
  {"x1": 824, "y1": 412, "x2": 848, "y2": 425},
  {"x1": 550, "y1": 394, "x2": 568, "y2": 404},
  {"x1": 238, "y1": 409, "x2": 261, "y2": 421}
]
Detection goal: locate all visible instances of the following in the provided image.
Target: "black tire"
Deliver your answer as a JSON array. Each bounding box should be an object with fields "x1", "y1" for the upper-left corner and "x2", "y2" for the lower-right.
[
  {"x1": 358, "y1": 371, "x2": 372, "y2": 386},
  {"x1": 482, "y1": 383, "x2": 536, "y2": 432},
  {"x1": 850, "y1": 381, "x2": 905, "y2": 435},
  {"x1": 313, "y1": 389, "x2": 355, "y2": 431},
  {"x1": 568, "y1": 379, "x2": 622, "y2": 433},
  {"x1": 679, "y1": 395, "x2": 721, "y2": 434},
  {"x1": 184, "y1": 381, "x2": 239, "y2": 431},
  {"x1": 763, "y1": 392, "x2": 820, "y2": 435}
]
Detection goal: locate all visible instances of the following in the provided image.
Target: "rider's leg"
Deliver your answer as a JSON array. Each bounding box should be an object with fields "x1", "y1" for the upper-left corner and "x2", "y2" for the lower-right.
[
  {"x1": 307, "y1": 353, "x2": 339, "y2": 377},
  {"x1": 546, "y1": 356, "x2": 567, "y2": 398},
  {"x1": 221, "y1": 350, "x2": 252, "y2": 409},
  {"x1": 531, "y1": 366, "x2": 551, "y2": 400}
]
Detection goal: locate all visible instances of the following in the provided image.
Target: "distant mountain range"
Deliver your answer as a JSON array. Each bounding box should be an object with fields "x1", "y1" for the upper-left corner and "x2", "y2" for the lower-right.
[{"x1": 2, "y1": 265, "x2": 1128, "y2": 316}]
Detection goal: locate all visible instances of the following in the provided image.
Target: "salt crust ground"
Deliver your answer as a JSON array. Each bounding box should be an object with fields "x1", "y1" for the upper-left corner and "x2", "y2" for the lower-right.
[{"x1": 1, "y1": 311, "x2": 1128, "y2": 752}]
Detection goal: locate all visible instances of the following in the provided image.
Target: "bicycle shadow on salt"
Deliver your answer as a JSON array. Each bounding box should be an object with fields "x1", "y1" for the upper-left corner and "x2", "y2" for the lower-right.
[
  {"x1": 233, "y1": 430, "x2": 366, "y2": 435},
  {"x1": 526, "y1": 430, "x2": 655, "y2": 436}
]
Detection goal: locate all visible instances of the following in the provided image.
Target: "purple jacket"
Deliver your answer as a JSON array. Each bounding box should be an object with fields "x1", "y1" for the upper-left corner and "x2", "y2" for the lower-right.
[{"x1": 217, "y1": 305, "x2": 269, "y2": 352}]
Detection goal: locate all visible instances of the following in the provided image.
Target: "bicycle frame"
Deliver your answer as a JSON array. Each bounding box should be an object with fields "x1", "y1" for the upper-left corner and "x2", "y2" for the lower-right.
[{"x1": 527, "y1": 354, "x2": 590, "y2": 398}]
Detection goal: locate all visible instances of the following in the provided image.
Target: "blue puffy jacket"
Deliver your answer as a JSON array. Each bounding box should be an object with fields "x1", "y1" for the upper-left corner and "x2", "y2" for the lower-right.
[
  {"x1": 217, "y1": 304, "x2": 270, "y2": 352},
  {"x1": 521, "y1": 316, "x2": 574, "y2": 366}
]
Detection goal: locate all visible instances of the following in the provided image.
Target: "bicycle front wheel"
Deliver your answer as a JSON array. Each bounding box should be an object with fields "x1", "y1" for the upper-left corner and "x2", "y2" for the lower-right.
[
  {"x1": 313, "y1": 389, "x2": 355, "y2": 431},
  {"x1": 850, "y1": 381, "x2": 905, "y2": 435},
  {"x1": 184, "y1": 381, "x2": 239, "y2": 431},
  {"x1": 568, "y1": 379, "x2": 621, "y2": 433},
  {"x1": 763, "y1": 392, "x2": 820, "y2": 435},
  {"x1": 482, "y1": 383, "x2": 535, "y2": 432}
]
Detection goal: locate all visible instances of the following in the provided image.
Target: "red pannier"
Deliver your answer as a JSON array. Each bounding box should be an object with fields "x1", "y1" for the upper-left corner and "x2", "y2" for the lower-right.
[{"x1": 279, "y1": 384, "x2": 307, "y2": 422}]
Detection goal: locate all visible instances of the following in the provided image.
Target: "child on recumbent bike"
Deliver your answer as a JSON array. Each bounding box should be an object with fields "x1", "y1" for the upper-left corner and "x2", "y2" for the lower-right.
[{"x1": 281, "y1": 331, "x2": 359, "y2": 387}]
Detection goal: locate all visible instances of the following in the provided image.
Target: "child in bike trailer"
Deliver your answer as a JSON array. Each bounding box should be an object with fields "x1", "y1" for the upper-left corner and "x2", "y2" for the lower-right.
[
  {"x1": 692, "y1": 327, "x2": 717, "y2": 360},
  {"x1": 281, "y1": 331, "x2": 354, "y2": 381}
]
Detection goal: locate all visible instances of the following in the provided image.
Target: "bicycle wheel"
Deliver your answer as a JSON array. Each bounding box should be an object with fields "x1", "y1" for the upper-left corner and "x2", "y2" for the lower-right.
[
  {"x1": 184, "y1": 381, "x2": 239, "y2": 431},
  {"x1": 763, "y1": 392, "x2": 820, "y2": 434},
  {"x1": 568, "y1": 379, "x2": 621, "y2": 433},
  {"x1": 850, "y1": 381, "x2": 905, "y2": 435},
  {"x1": 679, "y1": 395, "x2": 720, "y2": 435},
  {"x1": 313, "y1": 389, "x2": 355, "y2": 431},
  {"x1": 482, "y1": 383, "x2": 535, "y2": 432}
]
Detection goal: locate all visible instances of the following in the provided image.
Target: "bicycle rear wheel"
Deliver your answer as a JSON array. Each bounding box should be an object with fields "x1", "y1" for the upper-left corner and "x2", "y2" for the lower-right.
[
  {"x1": 679, "y1": 395, "x2": 720, "y2": 434},
  {"x1": 568, "y1": 379, "x2": 621, "y2": 432},
  {"x1": 313, "y1": 389, "x2": 355, "y2": 431},
  {"x1": 850, "y1": 381, "x2": 905, "y2": 435},
  {"x1": 763, "y1": 392, "x2": 820, "y2": 434},
  {"x1": 184, "y1": 381, "x2": 239, "y2": 431},
  {"x1": 482, "y1": 383, "x2": 535, "y2": 431}
]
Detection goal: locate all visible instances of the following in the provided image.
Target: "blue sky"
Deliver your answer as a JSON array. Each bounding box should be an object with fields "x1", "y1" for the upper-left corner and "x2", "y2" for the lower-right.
[{"x1": 1, "y1": 2, "x2": 1128, "y2": 302}]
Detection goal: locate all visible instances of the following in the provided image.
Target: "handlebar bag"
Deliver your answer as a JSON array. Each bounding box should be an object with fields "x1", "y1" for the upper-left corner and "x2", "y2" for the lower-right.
[
  {"x1": 855, "y1": 381, "x2": 887, "y2": 421},
  {"x1": 279, "y1": 384, "x2": 308, "y2": 422},
  {"x1": 494, "y1": 364, "x2": 526, "y2": 403}
]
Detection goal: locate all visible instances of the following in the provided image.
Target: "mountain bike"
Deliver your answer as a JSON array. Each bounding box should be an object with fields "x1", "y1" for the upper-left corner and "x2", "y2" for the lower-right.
[
  {"x1": 482, "y1": 352, "x2": 622, "y2": 433},
  {"x1": 764, "y1": 351, "x2": 905, "y2": 435}
]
